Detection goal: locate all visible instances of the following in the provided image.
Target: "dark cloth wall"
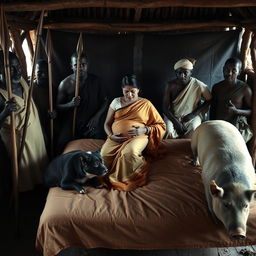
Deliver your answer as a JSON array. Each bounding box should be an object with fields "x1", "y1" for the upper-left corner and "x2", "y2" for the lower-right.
[{"x1": 41, "y1": 29, "x2": 240, "y2": 112}]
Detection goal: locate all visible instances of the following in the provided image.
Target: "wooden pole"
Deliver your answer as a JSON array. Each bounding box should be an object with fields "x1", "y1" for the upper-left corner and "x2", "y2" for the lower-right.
[
  {"x1": 240, "y1": 29, "x2": 252, "y2": 82},
  {"x1": 3, "y1": 0, "x2": 256, "y2": 11},
  {"x1": 249, "y1": 33, "x2": 256, "y2": 166},
  {"x1": 18, "y1": 10, "x2": 44, "y2": 165},
  {"x1": 44, "y1": 20, "x2": 238, "y2": 32},
  {"x1": 72, "y1": 32, "x2": 84, "y2": 137},
  {"x1": 0, "y1": 5, "x2": 19, "y2": 232},
  {"x1": 9, "y1": 27, "x2": 28, "y2": 81},
  {"x1": 45, "y1": 29, "x2": 54, "y2": 159}
]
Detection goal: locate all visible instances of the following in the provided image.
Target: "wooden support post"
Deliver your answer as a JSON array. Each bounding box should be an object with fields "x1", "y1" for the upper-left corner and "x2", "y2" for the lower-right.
[
  {"x1": 0, "y1": 5, "x2": 19, "y2": 234},
  {"x1": 18, "y1": 10, "x2": 44, "y2": 165}
]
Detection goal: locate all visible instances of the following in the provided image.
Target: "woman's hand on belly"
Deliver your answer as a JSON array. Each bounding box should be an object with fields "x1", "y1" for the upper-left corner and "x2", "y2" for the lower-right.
[{"x1": 127, "y1": 126, "x2": 147, "y2": 137}]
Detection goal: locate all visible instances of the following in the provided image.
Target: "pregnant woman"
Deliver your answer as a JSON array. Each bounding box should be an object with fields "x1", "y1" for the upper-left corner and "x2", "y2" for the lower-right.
[{"x1": 101, "y1": 74, "x2": 166, "y2": 191}]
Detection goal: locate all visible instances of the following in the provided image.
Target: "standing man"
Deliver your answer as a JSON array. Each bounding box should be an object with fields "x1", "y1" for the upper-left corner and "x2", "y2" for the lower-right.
[
  {"x1": 163, "y1": 58, "x2": 212, "y2": 138},
  {"x1": 0, "y1": 51, "x2": 48, "y2": 192},
  {"x1": 210, "y1": 57, "x2": 253, "y2": 142},
  {"x1": 56, "y1": 52, "x2": 108, "y2": 153}
]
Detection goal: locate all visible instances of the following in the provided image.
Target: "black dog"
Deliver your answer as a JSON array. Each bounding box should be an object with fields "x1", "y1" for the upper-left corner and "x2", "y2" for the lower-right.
[{"x1": 44, "y1": 150, "x2": 108, "y2": 194}]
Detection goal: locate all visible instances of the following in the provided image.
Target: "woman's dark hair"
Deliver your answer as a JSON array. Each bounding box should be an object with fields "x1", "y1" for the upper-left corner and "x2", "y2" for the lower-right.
[{"x1": 121, "y1": 74, "x2": 139, "y2": 88}]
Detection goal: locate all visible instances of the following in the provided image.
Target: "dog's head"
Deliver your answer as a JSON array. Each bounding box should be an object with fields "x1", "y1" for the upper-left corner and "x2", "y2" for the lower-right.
[{"x1": 78, "y1": 150, "x2": 108, "y2": 178}]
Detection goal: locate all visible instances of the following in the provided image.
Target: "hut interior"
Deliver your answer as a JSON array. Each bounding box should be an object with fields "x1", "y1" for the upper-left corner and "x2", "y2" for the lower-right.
[{"x1": 0, "y1": 1, "x2": 256, "y2": 256}]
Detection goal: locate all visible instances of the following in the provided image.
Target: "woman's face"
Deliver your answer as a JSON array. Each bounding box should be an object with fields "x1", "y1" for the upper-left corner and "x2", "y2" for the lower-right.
[{"x1": 122, "y1": 85, "x2": 139, "y2": 102}]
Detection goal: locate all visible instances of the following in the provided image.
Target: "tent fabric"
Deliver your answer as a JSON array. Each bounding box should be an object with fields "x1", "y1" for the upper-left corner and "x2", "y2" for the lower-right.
[
  {"x1": 41, "y1": 30, "x2": 240, "y2": 112},
  {"x1": 36, "y1": 138, "x2": 256, "y2": 256}
]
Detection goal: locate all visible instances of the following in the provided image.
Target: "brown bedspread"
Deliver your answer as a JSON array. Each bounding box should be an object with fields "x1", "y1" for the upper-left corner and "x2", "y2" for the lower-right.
[{"x1": 36, "y1": 139, "x2": 256, "y2": 256}]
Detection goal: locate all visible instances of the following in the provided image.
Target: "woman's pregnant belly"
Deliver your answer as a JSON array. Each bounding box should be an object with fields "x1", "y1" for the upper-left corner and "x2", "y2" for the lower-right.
[{"x1": 112, "y1": 120, "x2": 145, "y2": 137}]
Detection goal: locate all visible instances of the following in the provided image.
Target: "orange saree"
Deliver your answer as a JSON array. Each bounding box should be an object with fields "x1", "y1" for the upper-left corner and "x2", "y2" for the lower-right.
[{"x1": 101, "y1": 98, "x2": 166, "y2": 191}]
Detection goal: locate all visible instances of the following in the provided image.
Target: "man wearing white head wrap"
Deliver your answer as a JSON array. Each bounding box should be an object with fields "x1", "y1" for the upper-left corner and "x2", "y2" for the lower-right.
[
  {"x1": 163, "y1": 58, "x2": 212, "y2": 138},
  {"x1": 174, "y1": 58, "x2": 194, "y2": 71}
]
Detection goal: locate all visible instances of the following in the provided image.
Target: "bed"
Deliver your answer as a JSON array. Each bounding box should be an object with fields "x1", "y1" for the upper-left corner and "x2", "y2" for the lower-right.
[{"x1": 35, "y1": 139, "x2": 256, "y2": 256}]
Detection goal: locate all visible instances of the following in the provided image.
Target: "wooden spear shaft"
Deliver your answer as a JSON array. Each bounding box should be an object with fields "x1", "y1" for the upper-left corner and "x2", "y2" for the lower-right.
[
  {"x1": 250, "y1": 33, "x2": 256, "y2": 166},
  {"x1": 45, "y1": 29, "x2": 54, "y2": 158},
  {"x1": 72, "y1": 32, "x2": 83, "y2": 137},
  {"x1": 0, "y1": 6, "x2": 19, "y2": 230},
  {"x1": 18, "y1": 10, "x2": 44, "y2": 164}
]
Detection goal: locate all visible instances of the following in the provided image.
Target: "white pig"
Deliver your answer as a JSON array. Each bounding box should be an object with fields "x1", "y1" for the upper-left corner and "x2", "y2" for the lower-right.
[{"x1": 191, "y1": 120, "x2": 256, "y2": 239}]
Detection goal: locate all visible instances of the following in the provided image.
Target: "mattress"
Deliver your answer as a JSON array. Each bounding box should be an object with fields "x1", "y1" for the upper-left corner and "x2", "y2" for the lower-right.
[{"x1": 36, "y1": 139, "x2": 256, "y2": 256}]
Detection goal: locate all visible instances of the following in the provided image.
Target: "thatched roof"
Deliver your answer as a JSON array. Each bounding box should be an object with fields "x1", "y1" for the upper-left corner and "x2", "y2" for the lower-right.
[{"x1": 3, "y1": 0, "x2": 256, "y2": 33}]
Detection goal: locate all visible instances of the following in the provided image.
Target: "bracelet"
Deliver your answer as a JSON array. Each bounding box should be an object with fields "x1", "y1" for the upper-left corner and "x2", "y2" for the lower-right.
[
  {"x1": 108, "y1": 134, "x2": 113, "y2": 139},
  {"x1": 145, "y1": 126, "x2": 151, "y2": 135}
]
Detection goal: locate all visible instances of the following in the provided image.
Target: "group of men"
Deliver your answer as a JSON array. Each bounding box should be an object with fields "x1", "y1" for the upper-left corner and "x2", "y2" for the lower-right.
[
  {"x1": 0, "y1": 51, "x2": 108, "y2": 192},
  {"x1": 0, "y1": 50, "x2": 253, "y2": 193},
  {"x1": 163, "y1": 57, "x2": 253, "y2": 143}
]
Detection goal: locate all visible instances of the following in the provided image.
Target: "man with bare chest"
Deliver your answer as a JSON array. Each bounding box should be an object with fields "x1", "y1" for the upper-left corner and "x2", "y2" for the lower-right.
[
  {"x1": 210, "y1": 57, "x2": 253, "y2": 142},
  {"x1": 163, "y1": 58, "x2": 212, "y2": 138},
  {"x1": 0, "y1": 51, "x2": 48, "y2": 191},
  {"x1": 56, "y1": 52, "x2": 108, "y2": 153}
]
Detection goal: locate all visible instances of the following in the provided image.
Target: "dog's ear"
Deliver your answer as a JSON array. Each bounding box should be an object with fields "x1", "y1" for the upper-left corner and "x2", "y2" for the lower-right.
[
  {"x1": 93, "y1": 149, "x2": 102, "y2": 158},
  {"x1": 83, "y1": 152, "x2": 92, "y2": 162}
]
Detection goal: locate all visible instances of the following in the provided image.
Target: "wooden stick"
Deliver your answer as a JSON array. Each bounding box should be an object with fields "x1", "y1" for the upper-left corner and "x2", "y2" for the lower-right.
[
  {"x1": 25, "y1": 31, "x2": 34, "y2": 62},
  {"x1": 18, "y1": 10, "x2": 44, "y2": 165},
  {"x1": 249, "y1": 34, "x2": 256, "y2": 166},
  {"x1": 3, "y1": 0, "x2": 256, "y2": 11},
  {"x1": 72, "y1": 32, "x2": 84, "y2": 137},
  {"x1": 45, "y1": 29, "x2": 54, "y2": 159},
  {"x1": 0, "y1": 5, "x2": 19, "y2": 233},
  {"x1": 44, "y1": 20, "x2": 238, "y2": 32}
]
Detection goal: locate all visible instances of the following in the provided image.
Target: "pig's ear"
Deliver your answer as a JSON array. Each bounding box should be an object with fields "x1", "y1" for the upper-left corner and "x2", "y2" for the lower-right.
[
  {"x1": 245, "y1": 190, "x2": 256, "y2": 202},
  {"x1": 210, "y1": 180, "x2": 224, "y2": 198}
]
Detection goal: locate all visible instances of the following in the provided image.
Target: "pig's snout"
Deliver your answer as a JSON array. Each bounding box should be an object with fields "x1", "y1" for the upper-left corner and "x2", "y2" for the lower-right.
[{"x1": 230, "y1": 228, "x2": 246, "y2": 240}]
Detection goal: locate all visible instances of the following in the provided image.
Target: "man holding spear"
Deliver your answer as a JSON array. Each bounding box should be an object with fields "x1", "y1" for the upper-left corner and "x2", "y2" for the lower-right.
[
  {"x1": 0, "y1": 51, "x2": 48, "y2": 192},
  {"x1": 56, "y1": 45, "x2": 108, "y2": 153}
]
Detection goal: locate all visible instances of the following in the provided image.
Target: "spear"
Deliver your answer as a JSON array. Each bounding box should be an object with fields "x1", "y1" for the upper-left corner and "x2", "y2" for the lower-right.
[
  {"x1": 18, "y1": 10, "x2": 44, "y2": 164},
  {"x1": 249, "y1": 33, "x2": 256, "y2": 166},
  {"x1": 45, "y1": 29, "x2": 54, "y2": 159},
  {"x1": 72, "y1": 32, "x2": 84, "y2": 137},
  {"x1": 0, "y1": 5, "x2": 19, "y2": 231}
]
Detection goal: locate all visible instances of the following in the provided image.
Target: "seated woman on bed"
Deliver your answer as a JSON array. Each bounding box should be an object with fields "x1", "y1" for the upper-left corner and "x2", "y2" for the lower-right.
[{"x1": 100, "y1": 74, "x2": 166, "y2": 191}]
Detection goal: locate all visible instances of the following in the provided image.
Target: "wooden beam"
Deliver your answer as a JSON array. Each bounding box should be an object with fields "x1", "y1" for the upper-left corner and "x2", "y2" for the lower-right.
[
  {"x1": 44, "y1": 20, "x2": 238, "y2": 32},
  {"x1": 6, "y1": 14, "x2": 37, "y2": 30},
  {"x1": 4, "y1": 0, "x2": 256, "y2": 12}
]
